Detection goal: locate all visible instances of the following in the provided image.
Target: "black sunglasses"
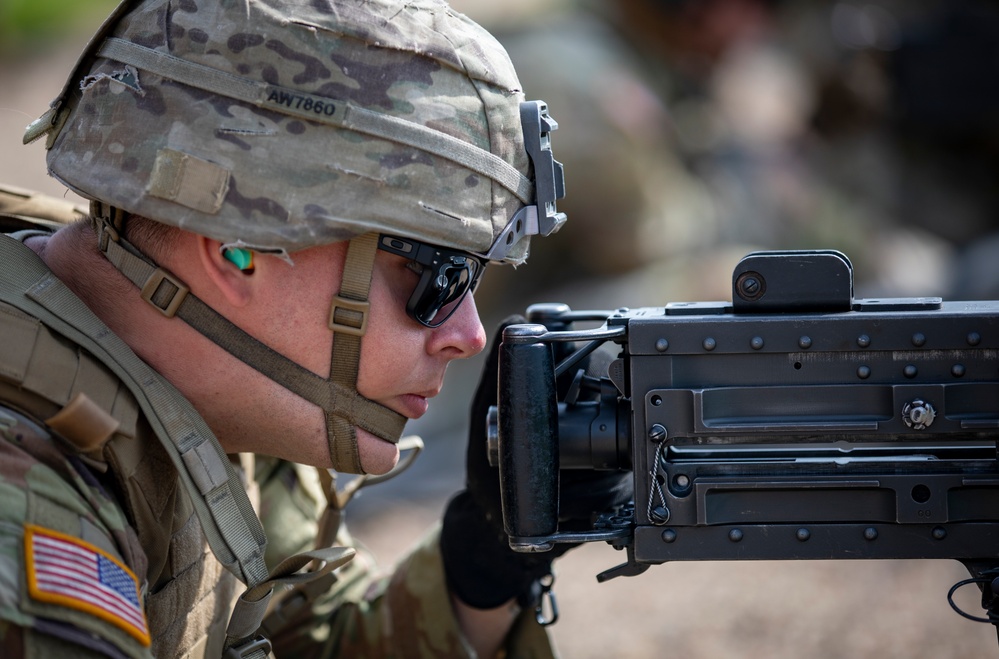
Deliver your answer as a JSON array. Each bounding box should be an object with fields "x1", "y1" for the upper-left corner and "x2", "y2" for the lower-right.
[{"x1": 377, "y1": 234, "x2": 485, "y2": 328}]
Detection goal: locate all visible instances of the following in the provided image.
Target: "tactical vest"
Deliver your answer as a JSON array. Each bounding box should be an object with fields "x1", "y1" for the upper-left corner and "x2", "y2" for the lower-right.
[
  {"x1": 0, "y1": 259, "x2": 239, "y2": 658},
  {"x1": 0, "y1": 188, "x2": 355, "y2": 658}
]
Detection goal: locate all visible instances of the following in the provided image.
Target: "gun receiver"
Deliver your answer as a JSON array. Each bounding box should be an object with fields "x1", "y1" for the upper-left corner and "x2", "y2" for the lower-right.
[{"x1": 490, "y1": 250, "x2": 999, "y2": 630}]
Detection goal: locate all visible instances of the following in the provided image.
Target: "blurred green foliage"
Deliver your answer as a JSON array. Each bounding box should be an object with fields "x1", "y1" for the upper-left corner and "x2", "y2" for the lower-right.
[{"x1": 0, "y1": 0, "x2": 119, "y2": 56}]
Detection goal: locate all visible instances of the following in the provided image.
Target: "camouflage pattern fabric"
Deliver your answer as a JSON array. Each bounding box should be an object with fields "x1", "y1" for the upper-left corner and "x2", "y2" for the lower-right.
[
  {"x1": 270, "y1": 526, "x2": 555, "y2": 658},
  {"x1": 0, "y1": 275, "x2": 238, "y2": 658},
  {"x1": 0, "y1": 403, "x2": 155, "y2": 659},
  {"x1": 41, "y1": 0, "x2": 535, "y2": 264},
  {"x1": 258, "y1": 459, "x2": 556, "y2": 658}
]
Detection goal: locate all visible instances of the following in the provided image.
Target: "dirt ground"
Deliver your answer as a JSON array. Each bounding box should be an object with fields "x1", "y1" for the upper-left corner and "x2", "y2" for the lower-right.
[{"x1": 3, "y1": 33, "x2": 997, "y2": 659}]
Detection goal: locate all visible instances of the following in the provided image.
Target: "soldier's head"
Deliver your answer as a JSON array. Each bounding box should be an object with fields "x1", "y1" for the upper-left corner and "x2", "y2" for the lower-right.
[{"x1": 27, "y1": 0, "x2": 565, "y2": 474}]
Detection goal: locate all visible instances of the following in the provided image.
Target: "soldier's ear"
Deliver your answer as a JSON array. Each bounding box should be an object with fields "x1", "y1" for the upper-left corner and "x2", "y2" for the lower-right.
[{"x1": 197, "y1": 235, "x2": 253, "y2": 307}]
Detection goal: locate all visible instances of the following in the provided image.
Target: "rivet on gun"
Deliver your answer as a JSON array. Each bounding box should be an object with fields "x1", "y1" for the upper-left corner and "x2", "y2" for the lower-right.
[
  {"x1": 674, "y1": 474, "x2": 691, "y2": 490},
  {"x1": 932, "y1": 526, "x2": 947, "y2": 540},
  {"x1": 796, "y1": 528, "x2": 810, "y2": 542},
  {"x1": 857, "y1": 365, "x2": 871, "y2": 379},
  {"x1": 902, "y1": 399, "x2": 935, "y2": 430},
  {"x1": 952, "y1": 364, "x2": 966, "y2": 377},
  {"x1": 702, "y1": 337, "x2": 716, "y2": 351},
  {"x1": 651, "y1": 395, "x2": 663, "y2": 407},
  {"x1": 750, "y1": 336, "x2": 764, "y2": 350},
  {"x1": 655, "y1": 338, "x2": 669, "y2": 353},
  {"x1": 798, "y1": 336, "x2": 812, "y2": 349},
  {"x1": 728, "y1": 529, "x2": 743, "y2": 543},
  {"x1": 968, "y1": 332, "x2": 982, "y2": 346},
  {"x1": 903, "y1": 364, "x2": 918, "y2": 379},
  {"x1": 650, "y1": 506, "x2": 670, "y2": 524},
  {"x1": 662, "y1": 529, "x2": 677, "y2": 543},
  {"x1": 649, "y1": 424, "x2": 667, "y2": 442},
  {"x1": 864, "y1": 527, "x2": 878, "y2": 541},
  {"x1": 857, "y1": 334, "x2": 871, "y2": 348},
  {"x1": 912, "y1": 332, "x2": 926, "y2": 347}
]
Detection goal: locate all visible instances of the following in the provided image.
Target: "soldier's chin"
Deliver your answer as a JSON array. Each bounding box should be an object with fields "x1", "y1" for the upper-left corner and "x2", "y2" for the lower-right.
[{"x1": 356, "y1": 427, "x2": 400, "y2": 475}]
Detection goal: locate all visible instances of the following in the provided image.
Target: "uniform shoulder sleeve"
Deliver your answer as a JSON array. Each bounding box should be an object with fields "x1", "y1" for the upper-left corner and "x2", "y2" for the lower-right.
[{"x1": 0, "y1": 406, "x2": 152, "y2": 659}]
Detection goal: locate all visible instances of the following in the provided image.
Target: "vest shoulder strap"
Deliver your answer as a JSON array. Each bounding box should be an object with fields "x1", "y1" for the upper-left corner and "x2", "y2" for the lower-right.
[
  {"x1": 0, "y1": 231, "x2": 356, "y2": 653},
  {"x1": 0, "y1": 233, "x2": 270, "y2": 591}
]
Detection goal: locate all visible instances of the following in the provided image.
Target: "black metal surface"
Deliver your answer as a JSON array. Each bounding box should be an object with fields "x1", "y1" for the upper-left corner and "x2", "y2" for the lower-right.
[
  {"x1": 493, "y1": 251, "x2": 999, "y2": 573},
  {"x1": 498, "y1": 324, "x2": 560, "y2": 541}
]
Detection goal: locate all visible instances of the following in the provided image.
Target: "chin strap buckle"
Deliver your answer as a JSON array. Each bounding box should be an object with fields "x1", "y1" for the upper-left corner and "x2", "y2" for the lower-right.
[{"x1": 91, "y1": 200, "x2": 127, "y2": 253}]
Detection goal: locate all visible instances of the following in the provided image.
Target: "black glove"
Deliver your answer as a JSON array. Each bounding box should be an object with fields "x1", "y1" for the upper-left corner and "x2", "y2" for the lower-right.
[{"x1": 440, "y1": 316, "x2": 631, "y2": 610}]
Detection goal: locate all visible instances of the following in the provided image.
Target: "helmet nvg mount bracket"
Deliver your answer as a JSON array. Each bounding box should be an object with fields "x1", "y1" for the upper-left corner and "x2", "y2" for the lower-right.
[{"x1": 485, "y1": 100, "x2": 567, "y2": 262}]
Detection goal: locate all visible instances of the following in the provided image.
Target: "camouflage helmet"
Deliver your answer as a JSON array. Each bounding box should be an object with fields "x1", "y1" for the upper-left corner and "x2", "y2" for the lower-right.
[{"x1": 26, "y1": 0, "x2": 566, "y2": 265}]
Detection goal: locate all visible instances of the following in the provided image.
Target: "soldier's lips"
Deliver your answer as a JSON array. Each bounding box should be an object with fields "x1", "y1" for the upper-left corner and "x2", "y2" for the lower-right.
[{"x1": 394, "y1": 392, "x2": 434, "y2": 419}]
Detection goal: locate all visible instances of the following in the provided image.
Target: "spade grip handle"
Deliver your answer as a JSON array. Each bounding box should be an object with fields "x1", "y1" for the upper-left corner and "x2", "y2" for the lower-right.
[{"x1": 498, "y1": 323, "x2": 559, "y2": 552}]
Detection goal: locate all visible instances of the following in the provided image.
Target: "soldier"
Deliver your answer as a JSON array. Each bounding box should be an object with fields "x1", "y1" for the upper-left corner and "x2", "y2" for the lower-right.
[{"x1": 0, "y1": 0, "x2": 626, "y2": 656}]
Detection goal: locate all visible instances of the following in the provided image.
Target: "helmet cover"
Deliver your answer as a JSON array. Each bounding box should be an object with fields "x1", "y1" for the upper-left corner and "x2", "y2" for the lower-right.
[{"x1": 41, "y1": 0, "x2": 537, "y2": 263}]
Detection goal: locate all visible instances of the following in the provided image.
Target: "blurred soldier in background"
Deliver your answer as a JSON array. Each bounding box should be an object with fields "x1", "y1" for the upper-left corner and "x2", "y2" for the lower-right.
[{"x1": 459, "y1": 0, "x2": 999, "y2": 313}]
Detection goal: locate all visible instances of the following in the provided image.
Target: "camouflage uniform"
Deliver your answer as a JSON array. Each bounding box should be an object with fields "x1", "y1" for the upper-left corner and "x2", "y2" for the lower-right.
[{"x1": 0, "y1": 218, "x2": 555, "y2": 657}]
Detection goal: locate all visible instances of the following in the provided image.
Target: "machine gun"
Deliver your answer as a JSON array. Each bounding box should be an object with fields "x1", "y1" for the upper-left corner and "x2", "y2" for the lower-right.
[{"x1": 489, "y1": 250, "x2": 999, "y2": 639}]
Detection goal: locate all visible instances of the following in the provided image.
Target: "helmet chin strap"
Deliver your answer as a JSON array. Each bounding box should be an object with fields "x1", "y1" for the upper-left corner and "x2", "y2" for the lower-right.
[
  {"x1": 91, "y1": 202, "x2": 407, "y2": 474},
  {"x1": 325, "y1": 232, "x2": 391, "y2": 474}
]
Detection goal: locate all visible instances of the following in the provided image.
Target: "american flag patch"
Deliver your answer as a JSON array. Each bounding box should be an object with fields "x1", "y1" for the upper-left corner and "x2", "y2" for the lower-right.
[{"x1": 25, "y1": 524, "x2": 150, "y2": 646}]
